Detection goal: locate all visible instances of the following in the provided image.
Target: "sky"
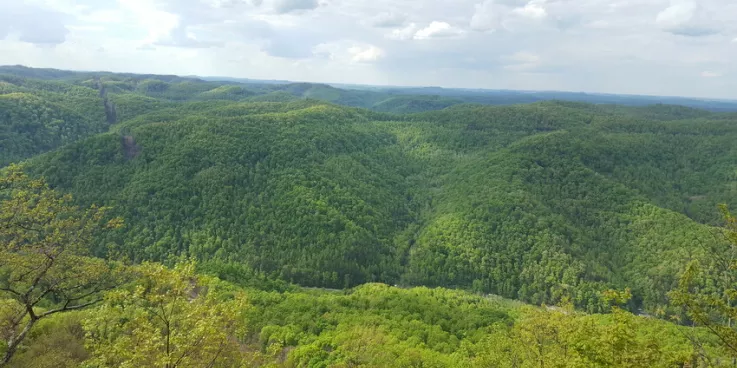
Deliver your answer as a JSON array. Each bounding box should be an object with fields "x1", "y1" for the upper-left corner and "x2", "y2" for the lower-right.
[{"x1": 0, "y1": 0, "x2": 736, "y2": 99}]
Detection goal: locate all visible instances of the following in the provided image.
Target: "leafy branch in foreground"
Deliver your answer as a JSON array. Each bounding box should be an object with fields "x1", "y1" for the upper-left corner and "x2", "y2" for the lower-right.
[
  {"x1": 670, "y1": 205, "x2": 737, "y2": 363},
  {"x1": 82, "y1": 261, "x2": 249, "y2": 368},
  {"x1": 0, "y1": 165, "x2": 123, "y2": 366}
]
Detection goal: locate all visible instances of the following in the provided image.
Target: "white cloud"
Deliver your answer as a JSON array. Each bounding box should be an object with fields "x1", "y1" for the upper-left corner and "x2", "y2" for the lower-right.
[
  {"x1": 387, "y1": 23, "x2": 418, "y2": 40},
  {"x1": 512, "y1": 1, "x2": 547, "y2": 20},
  {"x1": 118, "y1": 0, "x2": 180, "y2": 44},
  {"x1": 413, "y1": 21, "x2": 465, "y2": 40},
  {"x1": 154, "y1": 26, "x2": 223, "y2": 48},
  {"x1": 470, "y1": 0, "x2": 504, "y2": 32},
  {"x1": 314, "y1": 42, "x2": 384, "y2": 64},
  {"x1": 349, "y1": 45, "x2": 385, "y2": 62},
  {"x1": 470, "y1": 0, "x2": 551, "y2": 33},
  {"x1": 2, "y1": 0, "x2": 737, "y2": 99},
  {"x1": 656, "y1": 0, "x2": 719, "y2": 37},
  {"x1": 701, "y1": 71, "x2": 722, "y2": 78}
]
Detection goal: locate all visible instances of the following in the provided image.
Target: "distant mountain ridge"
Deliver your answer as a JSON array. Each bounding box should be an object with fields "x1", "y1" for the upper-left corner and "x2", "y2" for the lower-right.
[{"x1": 4, "y1": 65, "x2": 737, "y2": 112}]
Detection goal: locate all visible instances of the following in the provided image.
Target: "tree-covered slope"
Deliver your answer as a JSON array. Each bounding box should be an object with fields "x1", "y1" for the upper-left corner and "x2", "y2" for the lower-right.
[
  {"x1": 371, "y1": 95, "x2": 463, "y2": 113},
  {"x1": 29, "y1": 103, "x2": 413, "y2": 287},
  {"x1": 21, "y1": 95, "x2": 737, "y2": 314},
  {"x1": 0, "y1": 76, "x2": 109, "y2": 166},
  {"x1": 4, "y1": 165, "x2": 731, "y2": 367}
]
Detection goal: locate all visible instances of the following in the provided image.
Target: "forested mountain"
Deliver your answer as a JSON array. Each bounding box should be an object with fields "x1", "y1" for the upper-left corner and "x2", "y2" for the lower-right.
[
  {"x1": 2, "y1": 66, "x2": 737, "y2": 366},
  {"x1": 369, "y1": 87, "x2": 737, "y2": 112},
  {"x1": 1, "y1": 165, "x2": 734, "y2": 367},
  {"x1": 0, "y1": 66, "x2": 732, "y2": 314},
  {"x1": 200, "y1": 73, "x2": 737, "y2": 112},
  {"x1": 0, "y1": 76, "x2": 110, "y2": 166}
]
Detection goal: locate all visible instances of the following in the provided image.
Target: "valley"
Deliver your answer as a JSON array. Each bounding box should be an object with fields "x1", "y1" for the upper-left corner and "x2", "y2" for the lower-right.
[{"x1": 1, "y1": 66, "x2": 736, "y2": 367}]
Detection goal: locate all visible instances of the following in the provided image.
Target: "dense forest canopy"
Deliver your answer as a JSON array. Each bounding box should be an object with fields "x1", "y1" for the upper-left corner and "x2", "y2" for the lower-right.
[{"x1": 1, "y1": 66, "x2": 737, "y2": 366}]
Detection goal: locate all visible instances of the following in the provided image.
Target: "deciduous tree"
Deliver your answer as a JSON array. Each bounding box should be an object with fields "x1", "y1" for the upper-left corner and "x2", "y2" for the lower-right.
[
  {"x1": 0, "y1": 165, "x2": 122, "y2": 366},
  {"x1": 82, "y1": 261, "x2": 248, "y2": 368},
  {"x1": 670, "y1": 205, "x2": 737, "y2": 363}
]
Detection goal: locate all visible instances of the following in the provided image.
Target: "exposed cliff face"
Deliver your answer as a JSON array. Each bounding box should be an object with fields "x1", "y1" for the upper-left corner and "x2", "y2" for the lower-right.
[
  {"x1": 121, "y1": 135, "x2": 140, "y2": 159},
  {"x1": 97, "y1": 78, "x2": 117, "y2": 124}
]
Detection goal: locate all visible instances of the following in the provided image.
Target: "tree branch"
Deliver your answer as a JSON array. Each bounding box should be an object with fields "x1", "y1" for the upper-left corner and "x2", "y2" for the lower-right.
[
  {"x1": 0, "y1": 286, "x2": 22, "y2": 297},
  {"x1": 40, "y1": 298, "x2": 102, "y2": 318}
]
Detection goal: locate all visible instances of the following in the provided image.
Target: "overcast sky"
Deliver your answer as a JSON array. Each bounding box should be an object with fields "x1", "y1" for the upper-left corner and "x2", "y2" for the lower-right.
[{"x1": 1, "y1": 0, "x2": 735, "y2": 98}]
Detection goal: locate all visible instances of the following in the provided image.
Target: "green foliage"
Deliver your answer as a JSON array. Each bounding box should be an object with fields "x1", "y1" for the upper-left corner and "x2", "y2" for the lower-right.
[
  {"x1": 0, "y1": 86, "x2": 108, "y2": 166},
  {"x1": 12, "y1": 92, "x2": 732, "y2": 315},
  {"x1": 0, "y1": 166, "x2": 122, "y2": 366},
  {"x1": 247, "y1": 91, "x2": 301, "y2": 103},
  {"x1": 2, "y1": 312, "x2": 89, "y2": 368},
  {"x1": 242, "y1": 283, "x2": 514, "y2": 367},
  {"x1": 670, "y1": 206, "x2": 737, "y2": 363},
  {"x1": 7, "y1": 270, "x2": 714, "y2": 367},
  {"x1": 5, "y1": 65, "x2": 737, "y2": 367},
  {"x1": 372, "y1": 95, "x2": 463, "y2": 113},
  {"x1": 82, "y1": 261, "x2": 248, "y2": 368},
  {"x1": 194, "y1": 281, "x2": 716, "y2": 367},
  {"x1": 469, "y1": 304, "x2": 698, "y2": 368}
]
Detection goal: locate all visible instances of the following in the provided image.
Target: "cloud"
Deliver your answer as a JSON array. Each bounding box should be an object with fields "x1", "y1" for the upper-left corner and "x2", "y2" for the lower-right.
[
  {"x1": 118, "y1": 0, "x2": 180, "y2": 44},
  {"x1": 2, "y1": 0, "x2": 737, "y2": 99},
  {"x1": 387, "y1": 23, "x2": 418, "y2": 40},
  {"x1": 470, "y1": 0, "x2": 552, "y2": 33},
  {"x1": 656, "y1": 1, "x2": 719, "y2": 37},
  {"x1": 0, "y1": 3, "x2": 69, "y2": 45},
  {"x1": 271, "y1": 0, "x2": 319, "y2": 14},
  {"x1": 470, "y1": 0, "x2": 504, "y2": 32},
  {"x1": 313, "y1": 42, "x2": 384, "y2": 64},
  {"x1": 413, "y1": 21, "x2": 465, "y2": 40},
  {"x1": 148, "y1": 0, "x2": 325, "y2": 57},
  {"x1": 494, "y1": 0, "x2": 530, "y2": 5},
  {"x1": 369, "y1": 12, "x2": 407, "y2": 28},
  {"x1": 349, "y1": 45, "x2": 385, "y2": 62},
  {"x1": 701, "y1": 71, "x2": 722, "y2": 78},
  {"x1": 512, "y1": 1, "x2": 547, "y2": 20},
  {"x1": 153, "y1": 26, "x2": 225, "y2": 48}
]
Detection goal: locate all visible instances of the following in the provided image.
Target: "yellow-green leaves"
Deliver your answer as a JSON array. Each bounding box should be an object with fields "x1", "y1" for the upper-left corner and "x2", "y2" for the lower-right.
[
  {"x1": 669, "y1": 205, "x2": 737, "y2": 361},
  {"x1": 472, "y1": 305, "x2": 691, "y2": 368},
  {"x1": 0, "y1": 166, "x2": 122, "y2": 366},
  {"x1": 82, "y1": 261, "x2": 248, "y2": 368}
]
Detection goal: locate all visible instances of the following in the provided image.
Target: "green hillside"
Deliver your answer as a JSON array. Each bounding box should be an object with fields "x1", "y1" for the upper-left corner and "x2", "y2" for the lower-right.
[
  {"x1": 0, "y1": 76, "x2": 109, "y2": 166},
  {"x1": 0, "y1": 167, "x2": 727, "y2": 366},
  {"x1": 3, "y1": 66, "x2": 737, "y2": 367},
  {"x1": 372, "y1": 95, "x2": 463, "y2": 113},
  {"x1": 0, "y1": 167, "x2": 722, "y2": 366},
  {"x1": 18, "y1": 93, "x2": 735, "y2": 314}
]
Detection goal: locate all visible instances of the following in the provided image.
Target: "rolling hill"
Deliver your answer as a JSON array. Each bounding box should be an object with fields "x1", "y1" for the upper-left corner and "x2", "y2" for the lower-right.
[
  {"x1": 1, "y1": 69, "x2": 729, "y2": 314},
  {"x1": 3, "y1": 66, "x2": 737, "y2": 367}
]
